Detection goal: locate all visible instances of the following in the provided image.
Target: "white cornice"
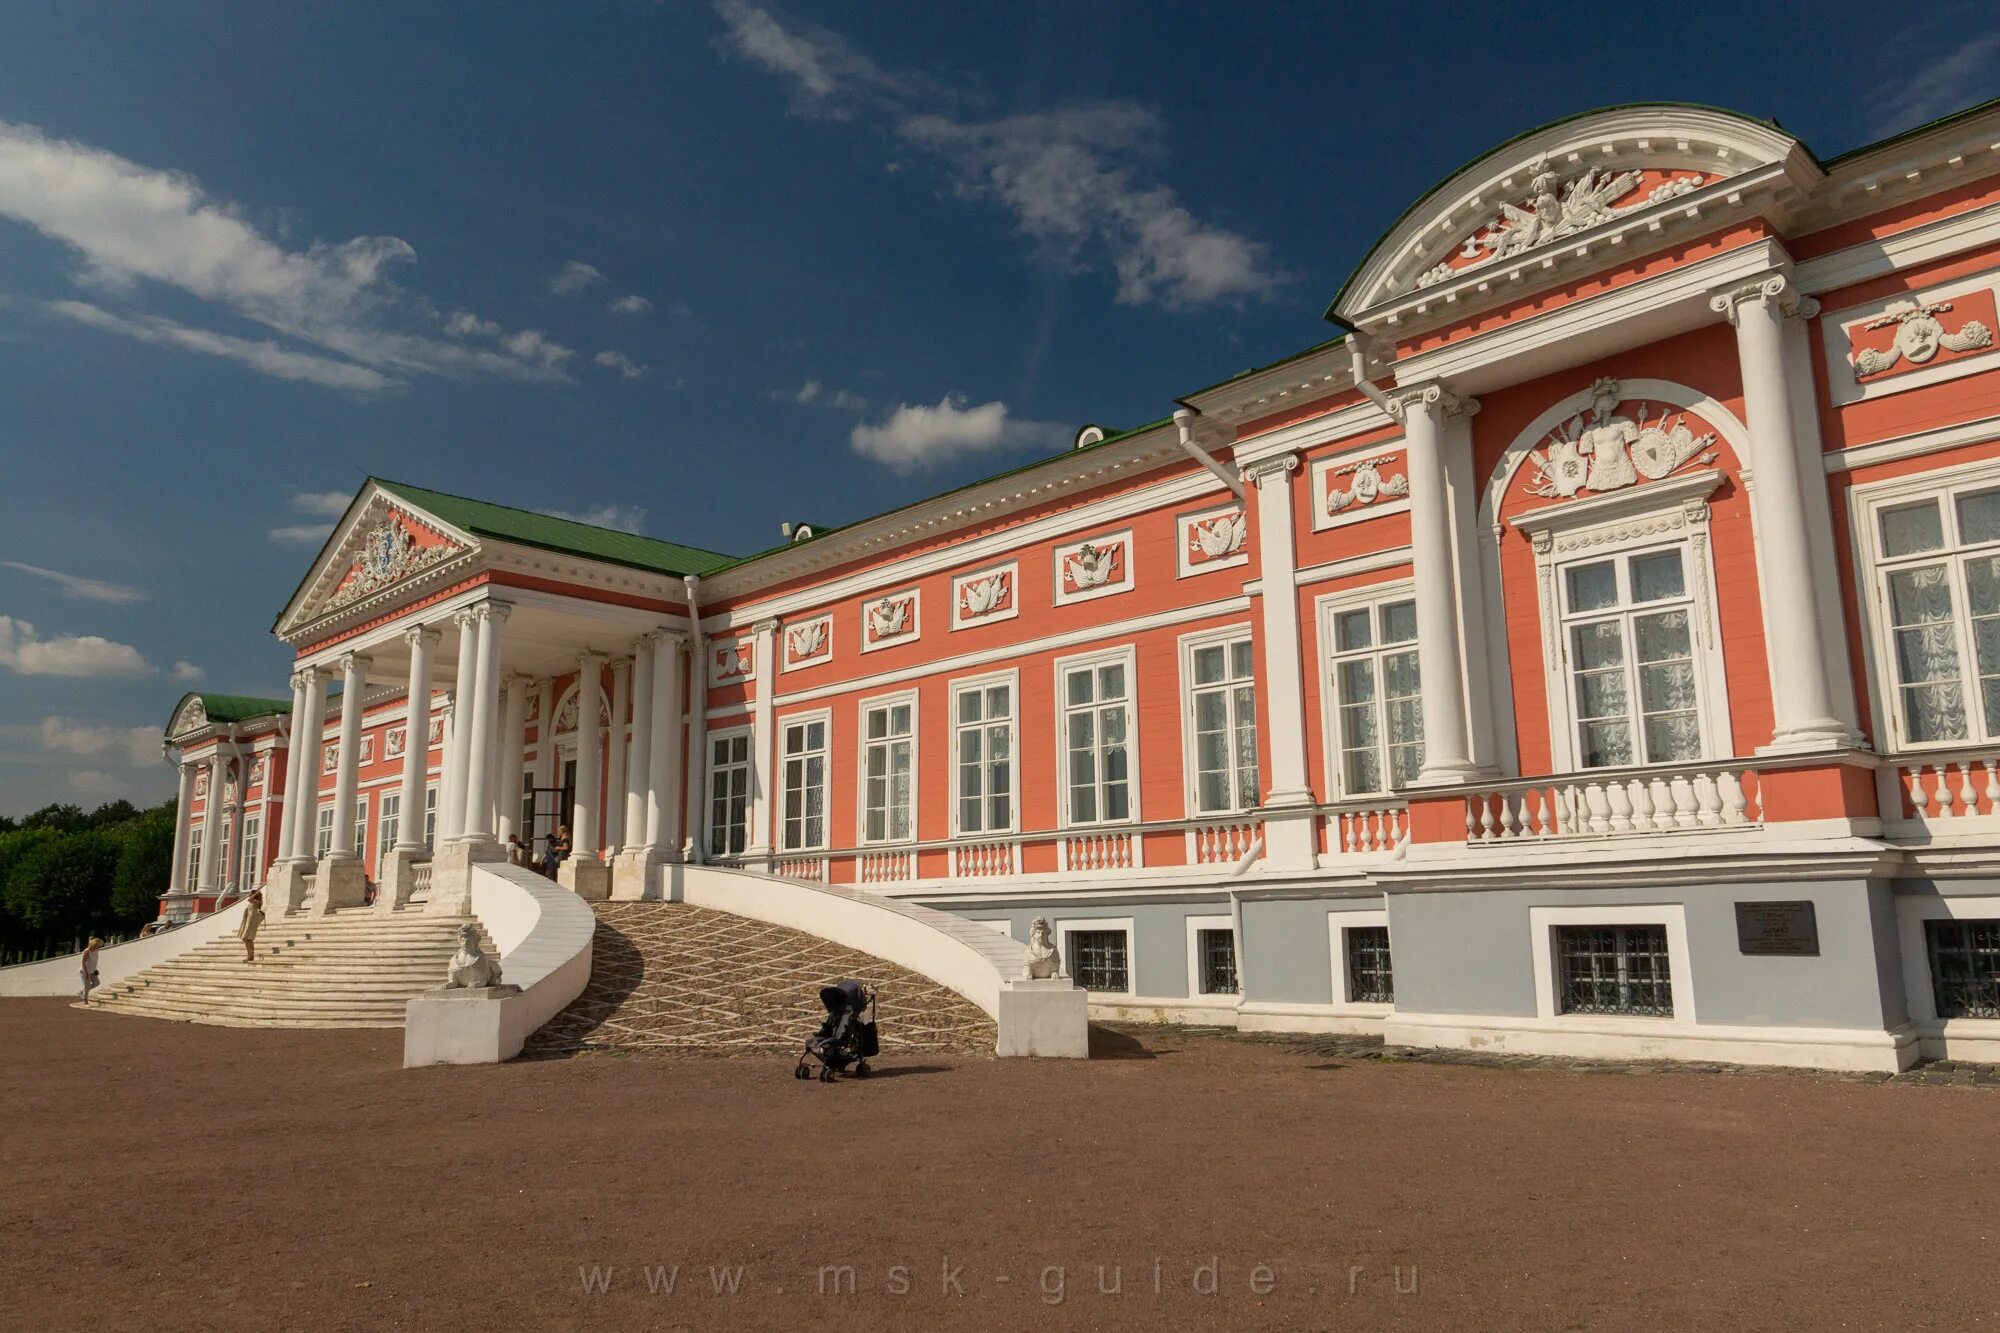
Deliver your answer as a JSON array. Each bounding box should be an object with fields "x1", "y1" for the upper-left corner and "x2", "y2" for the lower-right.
[
  {"x1": 1796, "y1": 199, "x2": 2000, "y2": 296},
  {"x1": 1822, "y1": 412, "x2": 2000, "y2": 474}
]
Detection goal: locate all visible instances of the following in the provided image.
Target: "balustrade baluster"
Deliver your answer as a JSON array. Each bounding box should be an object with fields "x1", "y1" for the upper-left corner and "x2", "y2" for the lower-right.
[
  {"x1": 1718, "y1": 770, "x2": 1749, "y2": 826},
  {"x1": 1647, "y1": 777, "x2": 1675, "y2": 832},
  {"x1": 1933, "y1": 765, "x2": 1955, "y2": 818}
]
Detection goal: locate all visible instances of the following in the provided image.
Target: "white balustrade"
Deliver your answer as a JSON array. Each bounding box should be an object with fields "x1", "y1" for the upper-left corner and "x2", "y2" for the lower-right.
[
  {"x1": 1060, "y1": 829, "x2": 1138, "y2": 872},
  {"x1": 1893, "y1": 754, "x2": 2000, "y2": 826},
  {"x1": 773, "y1": 855, "x2": 830, "y2": 883},
  {"x1": 857, "y1": 849, "x2": 916, "y2": 883},
  {"x1": 1190, "y1": 817, "x2": 1263, "y2": 866},
  {"x1": 950, "y1": 839, "x2": 1019, "y2": 878},
  {"x1": 409, "y1": 861, "x2": 434, "y2": 902},
  {"x1": 1464, "y1": 764, "x2": 1761, "y2": 843},
  {"x1": 1327, "y1": 803, "x2": 1410, "y2": 856}
]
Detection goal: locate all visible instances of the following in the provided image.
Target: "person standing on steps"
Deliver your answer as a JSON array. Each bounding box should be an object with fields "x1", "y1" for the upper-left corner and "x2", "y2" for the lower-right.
[
  {"x1": 239, "y1": 890, "x2": 265, "y2": 963},
  {"x1": 79, "y1": 937, "x2": 102, "y2": 1004},
  {"x1": 543, "y1": 825, "x2": 571, "y2": 880}
]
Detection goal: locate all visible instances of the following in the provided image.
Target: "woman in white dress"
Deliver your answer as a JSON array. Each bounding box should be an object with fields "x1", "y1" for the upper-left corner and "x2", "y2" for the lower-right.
[
  {"x1": 79, "y1": 937, "x2": 103, "y2": 1003},
  {"x1": 239, "y1": 890, "x2": 265, "y2": 963}
]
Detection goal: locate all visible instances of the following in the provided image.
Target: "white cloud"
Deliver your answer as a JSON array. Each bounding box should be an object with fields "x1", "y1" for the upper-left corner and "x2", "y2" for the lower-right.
[
  {"x1": 716, "y1": 6, "x2": 1282, "y2": 307},
  {"x1": 550, "y1": 504, "x2": 648, "y2": 534},
  {"x1": 3, "y1": 560, "x2": 144, "y2": 605},
  {"x1": 444, "y1": 309, "x2": 502, "y2": 338},
  {"x1": 849, "y1": 395, "x2": 1067, "y2": 471},
  {"x1": 289, "y1": 490, "x2": 350, "y2": 519},
  {"x1": 547, "y1": 260, "x2": 605, "y2": 296},
  {"x1": 775, "y1": 378, "x2": 866, "y2": 410},
  {"x1": 170, "y1": 660, "x2": 204, "y2": 683},
  {"x1": 1873, "y1": 31, "x2": 2000, "y2": 136},
  {"x1": 505, "y1": 328, "x2": 575, "y2": 369},
  {"x1": 608, "y1": 293, "x2": 653, "y2": 316},
  {"x1": 0, "y1": 616, "x2": 153, "y2": 678},
  {"x1": 0, "y1": 120, "x2": 576, "y2": 390},
  {"x1": 593, "y1": 349, "x2": 650, "y2": 379},
  {"x1": 69, "y1": 770, "x2": 124, "y2": 796},
  {"x1": 267, "y1": 490, "x2": 350, "y2": 546},
  {"x1": 40, "y1": 716, "x2": 160, "y2": 768}
]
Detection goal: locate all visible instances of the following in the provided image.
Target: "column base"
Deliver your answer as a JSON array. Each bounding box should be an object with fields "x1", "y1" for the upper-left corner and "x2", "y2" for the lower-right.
[
  {"x1": 1255, "y1": 800, "x2": 1319, "y2": 872},
  {"x1": 559, "y1": 855, "x2": 613, "y2": 902},
  {"x1": 268, "y1": 861, "x2": 313, "y2": 916},
  {"x1": 1756, "y1": 727, "x2": 1868, "y2": 758},
  {"x1": 377, "y1": 848, "x2": 428, "y2": 913},
  {"x1": 308, "y1": 855, "x2": 367, "y2": 916},
  {"x1": 426, "y1": 838, "x2": 507, "y2": 917},
  {"x1": 609, "y1": 849, "x2": 658, "y2": 901}
]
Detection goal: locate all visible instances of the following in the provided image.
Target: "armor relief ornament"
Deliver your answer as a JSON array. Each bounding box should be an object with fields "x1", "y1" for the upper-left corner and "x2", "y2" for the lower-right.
[
  {"x1": 1826, "y1": 274, "x2": 2000, "y2": 407},
  {"x1": 385, "y1": 726, "x2": 406, "y2": 759},
  {"x1": 861, "y1": 589, "x2": 920, "y2": 652},
  {"x1": 709, "y1": 640, "x2": 754, "y2": 686},
  {"x1": 1178, "y1": 504, "x2": 1248, "y2": 577},
  {"x1": 321, "y1": 504, "x2": 466, "y2": 617},
  {"x1": 952, "y1": 563, "x2": 1019, "y2": 629},
  {"x1": 1522, "y1": 378, "x2": 1719, "y2": 501},
  {"x1": 1052, "y1": 532, "x2": 1134, "y2": 606},
  {"x1": 1413, "y1": 164, "x2": 1709, "y2": 291},
  {"x1": 783, "y1": 615, "x2": 833, "y2": 670},
  {"x1": 1313, "y1": 450, "x2": 1411, "y2": 532}
]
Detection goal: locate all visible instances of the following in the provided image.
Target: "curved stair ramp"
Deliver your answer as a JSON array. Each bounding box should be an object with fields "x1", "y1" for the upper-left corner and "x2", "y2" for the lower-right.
[
  {"x1": 403, "y1": 863, "x2": 596, "y2": 1067},
  {"x1": 1, "y1": 899, "x2": 251, "y2": 999},
  {"x1": 669, "y1": 862, "x2": 1089, "y2": 1058}
]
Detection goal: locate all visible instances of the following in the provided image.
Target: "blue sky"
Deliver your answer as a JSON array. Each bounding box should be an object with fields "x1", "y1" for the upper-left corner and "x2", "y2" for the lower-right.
[{"x1": 1, "y1": 0, "x2": 1994, "y2": 815}]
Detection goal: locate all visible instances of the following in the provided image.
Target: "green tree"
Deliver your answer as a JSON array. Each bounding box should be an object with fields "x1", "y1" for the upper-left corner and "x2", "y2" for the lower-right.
[
  {"x1": 21, "y1": 803, "x2": 87, "y2": 833},
  {"x1": 109, "y1": 809, "x2": 176, "y2": 928}
]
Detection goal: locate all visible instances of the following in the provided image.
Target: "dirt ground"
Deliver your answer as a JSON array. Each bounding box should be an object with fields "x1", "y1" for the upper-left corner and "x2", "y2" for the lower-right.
[{"x1": 5, "y1": 999, "x2": 1996, "y2": 1331}]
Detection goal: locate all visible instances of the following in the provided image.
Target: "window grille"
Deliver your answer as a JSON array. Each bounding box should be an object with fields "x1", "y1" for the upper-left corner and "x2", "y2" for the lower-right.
[
  {"x1": 1926, "y1": 918, "x2": 2000, "y2": 1019},
  {"x1": 1069, "y1": 929, "x2": 1129, "y2": 993},
  {"x1": 1196, "y1": 927, "x2": 1239, "y2": 995},
  {"x1": 1346, "y1": 925, "x2": 1395, "y2": 1004},
  {"x1": 1556, "y1": 924, "x2": 1673, "y2": 1016}
]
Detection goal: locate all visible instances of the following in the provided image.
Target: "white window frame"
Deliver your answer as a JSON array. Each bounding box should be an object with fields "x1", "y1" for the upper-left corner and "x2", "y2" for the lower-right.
[
  {"x1": 185, "y1": 826, "x2": 203, "y2": 889},
  {"x1": 1185, "y1": 913, "x2": 1241, "y2": 1000},
  {"x1": 241, "y1": 815, "x2": 261, "y2": 889},
  {"x1": 315, "y1": 805, "x2": 335, "y2": 860},
  {"x1": 1851, "y1": 457, "x2": 2000, "y2": 753},
  {"x1": 378, "y1": 792, "x2": 400, "y2": 860},
  {"x1": 705, "y1": 725, "x2": 754, "y2": 858},
  {"x1": 949, "y1": 669, "x2": 1019, "y2": 838},
  {"x1": 777, "y1": 709, "x2": 831, "y2": 853},
  {"x1": 1513, "y1": 471, "x2": 1733, "y2": 773},
  {"x1": 218, "y1": 816, "x2": 233, "y2": 888},
  {"x1": 423, "y1": 783, "x2": 438, "y2": 851},
  {"x1": 1528, "y1": 903, "x2": 1696, "y2": 1028},
  {"x1": 1894, "y1": 892, "x2": 2000, "y2": 1054},
  {"x1": 1317, "y1": 580, "x2": 1424, "y2": 799},
  {"x1": 857, "y1": 689, "x2": 919, "y2": 846},
  {"x1": 1328, "y1": 909, "x2": 1395, "y2": 1016},
  {"x1": 1179, "y1": 623, "x2": 1259, "y2": 817},
  {"x1": 353, "y1": 796, "x2": 369, "y2": 868},
  {"x1": 1057, "y1": 916, "x2": 1135, "y2": 997},
  {"x1": 1053, "y1": 644, "x2": 1143, "y2": 829}
]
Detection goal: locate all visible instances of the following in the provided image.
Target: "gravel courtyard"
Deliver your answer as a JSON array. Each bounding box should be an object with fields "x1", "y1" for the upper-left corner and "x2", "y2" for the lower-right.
[{"x1": 6, "y1": 997, "x2": 1996, "y2": 1331}]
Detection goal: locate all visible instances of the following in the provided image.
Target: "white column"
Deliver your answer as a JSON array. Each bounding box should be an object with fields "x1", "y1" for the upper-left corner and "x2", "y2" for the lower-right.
[
  {"x1": 572, "y1": 651, "x2": 605, "y2": 859},
  {"x1": 648, "y1": 631, "x2": 688, "y2": 855},
  {"x1": 622, "y1": 636, "x2": 656, "y2": 855},
  {"x1": 442, "y1": 609, "x2": 479, "y2": 841},
  {"x1": 394, "y1": 628, "x2": 438, "y2": 853},
  {"x1": 1712, "y1": 272, "x2": 1858, "y2": 753},
  {"x1": 1402, "y1": 384, "x2": 1481, "y2": 784},
  {"x1": 273, "y1": 672, "x2": 309, "y2": 863},
  {"x1": 168, "y1": 761, "x2": 197, "y2": 895},
  {"x1": 289, "y1": 668, "x2": 329, "y2": 861},
  {"x1": 533, "y1": 679, "x2": 556, "y2": 791},
  {"x1": 436, "y1": 699, "x2": 458, "y2": 850},
  {"x1": 605, "y1": 655, "x2": 633, "y2": 854},
  {"x1": 1241, "y1": 454, "x2": 1317, "y2": 870},
  {"x1": 196, "y1": 749, "x2": 226, "y2": 890},
  {"x1": 745, "y1": 618, "x2": 778, "y2": 862},
  {"x1": 497, "y1": 674, "x2": 531, "y2": 845},
  {"x1": 683, "y1": 578, "x2": 709, "y2": 862},
  {"x1": 328, "y1": 652, "x2": 371, "y2": 858},
  {"x1": 461, "y1": 602, "x2": 509, "y2": 843}
]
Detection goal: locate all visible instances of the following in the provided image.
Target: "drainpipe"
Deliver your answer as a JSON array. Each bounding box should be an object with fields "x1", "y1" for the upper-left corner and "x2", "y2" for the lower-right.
[
  {"x1": 1174, "y1": 408, "x2": 1245, "y2": 499},
  {"x1": 682, "y1": 574, "x2": 707, "y2": 865},
  {"x1": 1347, "y1": 341, "x2": 1404, "y2": 421}
]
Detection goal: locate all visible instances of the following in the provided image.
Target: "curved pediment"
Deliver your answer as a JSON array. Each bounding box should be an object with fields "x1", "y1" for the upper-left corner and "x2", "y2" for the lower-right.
[
  {"x1": 167, "y1": 693, "x2": 209, "y2": 740},
  {"x1": 1333, "y1": 105, "x2": 1813, "y2": 322}
]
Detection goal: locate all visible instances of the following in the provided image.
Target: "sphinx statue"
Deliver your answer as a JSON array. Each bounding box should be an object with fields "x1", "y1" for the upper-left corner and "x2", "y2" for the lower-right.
[
  {"x1": 1022, "y1": 916, "x2": 1061, "y2": 980},
  {"x1": 443, "y1": 923, "x2": 504, "y2": 989}
]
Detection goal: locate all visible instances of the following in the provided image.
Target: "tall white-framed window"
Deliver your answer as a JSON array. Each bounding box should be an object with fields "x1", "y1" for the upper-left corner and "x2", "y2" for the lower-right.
[
  {"x1": 378, "y1": 792, "x2": 401, "y2": 861},
  {"x1": 706, "y1": 727, "x2": 752, "y2": 858},
  {"x1": 1320, "y1": 583, "x2": 1424, "y2": 796},
  {"x1": 353, "y1": 798, "x2": 369, "y2": 866},
  {"x1": 315, "y1": 805, "x2": 335, "y2": 859},
  {"x1": 951, "y1": 671, "x2": 1017, "y2": 837},
  {"x1": 218, "y1": 817, "x2": 233, "y2": 887},
  {"x1": 241, "y1": 815, "x2": 261, "y2": 888},
  {"x1": 185, "y1": 827, "x2": 203, "y2": 889},
  {"x1": 423, "y1": 784, "x2": 438, "y2": 850},
  {"x1": 860, "y1": 691, "x2": 917, "y2": 844},
  {"x1": 778, "y1": 712, "x2": 829, "y2": 853},
  {"x1": 1858, "y1": 469, "x2": 2000, "y2": 748},
  {"x1": 1180, "y1": 627, "x2": 1258, "y2": 815},
  {"x1": 1055, "y1": 646, "x2": 1139, "y2": 826}
]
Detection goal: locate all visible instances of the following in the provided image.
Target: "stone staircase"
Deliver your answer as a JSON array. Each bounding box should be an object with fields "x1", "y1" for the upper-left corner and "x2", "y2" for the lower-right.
[{"x1": 84, "y1": 910, "x2": 491, "y2": 1029}]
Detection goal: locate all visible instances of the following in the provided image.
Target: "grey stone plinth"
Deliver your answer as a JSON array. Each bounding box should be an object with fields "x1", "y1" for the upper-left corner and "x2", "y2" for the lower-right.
[
  {"x1": 996, "y1": 978, "x2": 1091, "y2": 1058},
  {"x1": 559, "y1": 856, "x2": 612, "y2": 902},
  {"x1": 609, "y1": 850, "x2": 655, "y2": 902},
  {"x1": 309, "y1": 855, "x2": 367, "y2": 916},
  {"x1": 405, "y1": 984, "x2": 527, "y2": 1067},
  {"x1": 425, "y1": 838, "x2": 507, "y2": 916},
  {"x1": 268, "y1": 860, "x2": 312, "y2": 916},
  {"x1": 377, "y1": 848, "x2": 424, "y2": 913}
]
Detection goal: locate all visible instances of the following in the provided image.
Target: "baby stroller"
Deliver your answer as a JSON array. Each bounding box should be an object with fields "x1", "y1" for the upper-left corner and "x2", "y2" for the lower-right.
[{"x1": 794, "y1": 979, "x2": 879, "y2": 1082}]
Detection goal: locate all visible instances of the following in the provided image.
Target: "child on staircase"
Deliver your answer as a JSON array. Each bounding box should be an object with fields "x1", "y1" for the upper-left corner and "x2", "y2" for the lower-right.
[{"x1": 240, "y1": 890, "x2": 265, "y2": 963}]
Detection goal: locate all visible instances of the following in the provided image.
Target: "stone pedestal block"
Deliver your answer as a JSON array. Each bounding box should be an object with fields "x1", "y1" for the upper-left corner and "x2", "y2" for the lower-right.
[
  {"x1": 309, "y1": 855, "x2": 367, "y2": 916},
  {"x1": 268, "y1": 860, "x2": 312, "y2": 916},
  {"x1": 425, "y1": 839, "x2": 507, "y2": 916},
  {"x1": 609, "y1": 850, "x2": 656, "y2": 901},
  {"x1": 403, "y1": 985, "x2": 525, "y2": 1067},
  {"x1": 559, "y1": 855, "x2": 612, "y2": 902},
  {"x1": 377, "y1": 849, "x2": 424, "y2": 914},
  {"x1": 996, "y1": 978, "x2": 1091, "y2": 1058}
]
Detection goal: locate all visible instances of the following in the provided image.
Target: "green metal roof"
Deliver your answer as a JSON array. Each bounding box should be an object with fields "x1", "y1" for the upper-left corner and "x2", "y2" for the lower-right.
[
  {"x1": 375, "y1": 478, "x2": 739, "y2": 579},
  {"x1": 193, "y1": 693, "x2": 292, "y2": 722}
]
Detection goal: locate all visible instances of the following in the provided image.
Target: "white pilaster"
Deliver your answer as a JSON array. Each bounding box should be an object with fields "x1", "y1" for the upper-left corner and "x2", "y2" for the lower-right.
[
  {"x1": 572, "y1": 651, "x2": 605, "y2": 859},
  {"x1": 460, "y1": 602, "x2": 509, "y2": 844},
  {"x1": 622, "y1": 636, "x2": 656, "y2": 855},
  {"x1": 1711, "y1": 272, "x2": 1861, "y2": 754},
  {"x1": 168, "y1": 761, "x2": 197, "y2": 896},
  {"x1": 443, "y1": 609, "x2": 480, "y2": 841},
  {"x1": 1402, "y1": 383, "x2": 1482, "y2": 785},
  {"x1": 497, "y1": 673, "x2": 531, "y2": 846},
  {"x1": 683, "y1": 576, "x2": 708, "y2": 862},
  {"x1": 1241, "y1": 453, "x2": 1316, "y2": 871},
  {"x1": 196, "y1": 749, "x2": 227, "y2": 891},
  {"x1": 394, "y1": 628, "x2": 438, "y2": 852},
  {"x1": 605, "y1": 655, "x2": 633, "y2": 855},
  {"x1": 328, "y1": 652, "x2": 371, "y2": 857},
  {"x1": 745, "y1": 618, "x2": 778, "y2": 863},
  {"x1": 648, "y1": 630, "x2": 688, "y2": 855}
]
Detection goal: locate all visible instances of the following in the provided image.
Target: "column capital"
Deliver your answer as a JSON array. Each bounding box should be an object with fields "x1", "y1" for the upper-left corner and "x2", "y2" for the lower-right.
[
  {"x1": 453, "y1": 606, "x2": 481, "y2": 629},
  {"x1": 289, "y1": 667, "x2": 316, "y2": 691},
  {"x1": 337, "y1": 651, "x2": 373, "y2": 674},
  {"x1": 608, "y1": 655, "x2": 633, "y2": 671},
  {"x1": 1709, "y1": 270, "x2": 1817, "y2": 325},
  {"x1": 576, "y1": 649, "x2": 606, "y2": 670},
  {"x1": 1392, "y1": 381, "x2": 1479, "y2": 422},
  {"x1": 751, "y1": 617, "x2": 780, "y2": 636},
  {"x1": 403, "y1": 625, "x2": 442, "y2": 649},
  {"x1": 476, "y1": 599, "x2": 515, "y2": 624},
  {"x1": 658, "y1": 627, "x2": 693, "y2": 650},
  {"x1": 1237, "y1": 452, "x2": 1300, "y2": 488}
]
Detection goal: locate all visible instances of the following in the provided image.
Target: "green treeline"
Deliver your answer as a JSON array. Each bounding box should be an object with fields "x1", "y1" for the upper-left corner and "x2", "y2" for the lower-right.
[{"x1": 0, "y1": 800, "x2": 176, "y2": 965}]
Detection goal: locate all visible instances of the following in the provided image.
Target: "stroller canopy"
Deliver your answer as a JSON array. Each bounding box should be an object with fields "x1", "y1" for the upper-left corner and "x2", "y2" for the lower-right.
[{"x1": 819, "y1": 979, "x2": 867, "y2": 1015}]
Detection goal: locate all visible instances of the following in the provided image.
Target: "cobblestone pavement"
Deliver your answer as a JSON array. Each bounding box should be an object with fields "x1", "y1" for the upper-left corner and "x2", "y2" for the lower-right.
[
  {"x1": 1131, "y1": 1021, "x2": 2000, "y2": 1088},
  {"x1": 521, "y1": 902, "x2": 996, "y2": 1058}
]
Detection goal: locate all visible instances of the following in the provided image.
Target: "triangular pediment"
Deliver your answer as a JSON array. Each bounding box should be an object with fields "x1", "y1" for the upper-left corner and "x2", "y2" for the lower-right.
[{"x1": 276, "y1": 484, "x2": 480, "y2": 639}]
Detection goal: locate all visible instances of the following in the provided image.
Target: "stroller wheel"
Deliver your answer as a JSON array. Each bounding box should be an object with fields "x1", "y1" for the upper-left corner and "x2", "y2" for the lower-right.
[
  {"x1": 854, "y1": 1060, "x2": 871, "y2": 1079},
  {"x1": 818, "y1": 1066, "x2": 837, "y2": 1083},
  {"x1": 794, "y1": 1063, "x2": 810, "y2": 1080}
]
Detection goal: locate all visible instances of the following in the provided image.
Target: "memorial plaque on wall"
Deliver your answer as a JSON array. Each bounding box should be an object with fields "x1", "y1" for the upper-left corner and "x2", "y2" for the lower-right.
[{"x1": 1734, "y1": 900, "x2": 1819, "y2": 956}]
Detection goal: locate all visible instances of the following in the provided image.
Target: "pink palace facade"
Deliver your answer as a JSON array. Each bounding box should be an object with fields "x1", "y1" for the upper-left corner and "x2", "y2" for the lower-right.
[{"x1": 163, "y1": 100, "x2": 2000, "y2": 1071}]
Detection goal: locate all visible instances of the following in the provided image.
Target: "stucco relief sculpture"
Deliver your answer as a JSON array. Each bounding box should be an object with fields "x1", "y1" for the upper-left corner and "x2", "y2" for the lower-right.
[
  {"x1": 1188, "y1": 509, "x2": 1247, "y2": 560},
  {"x1": 1416, "y1": 166, "x2": 1706, "y2": 289},
  {"x1": 787, "y1": 620, "x2": 828, "y2": 659},
  {"x1": 1526, "y1": 378, "x2": 1717, "y2": 499},
  {"x1": 1325, "y1": 456, "x2": 1410, "y2": 514},
  {"x1": 385, "y1": 727, "x2": 406, "y2": 759},
  {"x1": 868, "y1": 595, "x2": 913, "y2": 641},
  {"x1": 1022, "y1": 916, "x2": 1061, "y2": 980},
  {"x1": 554, "y1": 688, "x2": 612, "y2": 733},
  {"x1": 1065, "y1": 542, "x2": 1120, "y2": 589},
  {"x1": 442, "y1": 923, "x2": 503, "y2": 989},
  {"x1": 325, "y1": 513, "x2": 457, "y2": 613},
  {"x1": 959, "y1": 571, "x2": 1010, "y2": 618},
  {"x1": 1851, "y1": 299, "x2": 1993, "y2": 378}
]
